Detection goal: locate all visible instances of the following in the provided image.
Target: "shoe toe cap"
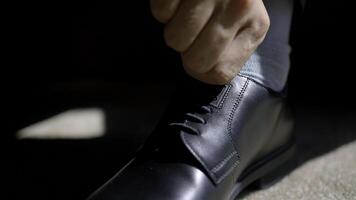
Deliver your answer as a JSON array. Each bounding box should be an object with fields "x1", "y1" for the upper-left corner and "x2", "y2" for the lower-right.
[{"x1": 89, "y1": 160, "x2": 221, "y2": 200}]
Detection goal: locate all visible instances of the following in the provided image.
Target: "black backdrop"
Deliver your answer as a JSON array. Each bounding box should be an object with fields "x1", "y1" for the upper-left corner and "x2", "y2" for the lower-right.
[
  {"x1": 3, "y1": 0, "x2": 356, "y2": 199},
  {"x1": 4, "y1": 0, "x2": 355, "y2": 105}
]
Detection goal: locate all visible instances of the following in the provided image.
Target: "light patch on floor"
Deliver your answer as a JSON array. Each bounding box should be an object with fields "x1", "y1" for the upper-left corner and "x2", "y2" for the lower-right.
[
  {"x1": 16, "y1": 108, "x2": 106, "y2": 139},
  {"x1": 241, "y1": 141, "x2": 356, "y2": 200}
]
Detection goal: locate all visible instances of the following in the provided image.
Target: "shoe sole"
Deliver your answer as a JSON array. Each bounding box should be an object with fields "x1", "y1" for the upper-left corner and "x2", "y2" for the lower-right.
[{"x1": 228, "y1": 141, "x2": 296, "y2": 200}]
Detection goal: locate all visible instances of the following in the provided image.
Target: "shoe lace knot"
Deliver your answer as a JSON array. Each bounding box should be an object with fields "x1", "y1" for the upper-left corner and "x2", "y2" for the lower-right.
[{"x1": 169, "y1": 105, "x2": 212, "y2": 135}]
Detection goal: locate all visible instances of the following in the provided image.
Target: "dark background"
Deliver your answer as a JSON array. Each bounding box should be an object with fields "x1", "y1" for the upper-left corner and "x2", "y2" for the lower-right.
[
  {"x1": 4, "y1": 0, "x2": 355, "y2": 106},
  {"x1": 4, "y1": 0, "x2": 356, "y2": 199}
]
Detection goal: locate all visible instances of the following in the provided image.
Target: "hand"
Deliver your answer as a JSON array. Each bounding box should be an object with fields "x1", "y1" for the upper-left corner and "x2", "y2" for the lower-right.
[{"x1": 150, "y1": 0, "x2": 270, "y2": 84}]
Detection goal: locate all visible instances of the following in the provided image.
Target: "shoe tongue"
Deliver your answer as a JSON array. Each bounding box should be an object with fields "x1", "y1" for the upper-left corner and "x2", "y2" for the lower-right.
[
  {"x1": 144, "y1": 78, "x2": 228, "y2": 168},
  {"x1": 209, "y1": 84, "x2": 231, "y2": 108},
  {"x1": 176, "y1": 75, "x2": 226, "y2": 106},
  {"x1": 140, "y1": 76, "x2": 229, "y2": 161}
]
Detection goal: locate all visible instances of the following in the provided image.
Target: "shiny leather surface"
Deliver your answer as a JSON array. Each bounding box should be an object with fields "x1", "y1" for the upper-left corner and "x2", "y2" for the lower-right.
[{"x1": 88, "y1": 75, "x2": 294, "y2": 200}]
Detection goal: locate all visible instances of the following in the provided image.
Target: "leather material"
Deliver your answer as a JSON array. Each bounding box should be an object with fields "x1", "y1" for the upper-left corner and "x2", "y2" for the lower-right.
[{"x1": 88, "y1": 74, "x2": 294, "y2": 200}]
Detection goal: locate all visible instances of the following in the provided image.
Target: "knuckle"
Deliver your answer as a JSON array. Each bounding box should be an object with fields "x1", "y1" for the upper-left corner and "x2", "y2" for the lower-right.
[
  {"x1": 182, "y1": 56, "x2": 196, "y2": 71},
  {"x1": 164, "y1": 27, "x2": 180, "y2": 51},
  {"x1": 150, "y1": 0, "x2": 172, "y2": 23},
  {"x1": 182, "y1": 52, "x2": 214, "y2": 74},
  {"x1": 259, "y1": 14, "x2": 271, "y2": 32},
  {"x1": 164, "y1": 26, "x2": 190, "y2": 52},
  {"x1": 182, "y1": 54, "x2": 202, "y2": 73},
  {"x1": 210, "y1": 67, "x2": 234, "y2": 84},
  {"x1": 234, "y1": 0, "x2": 254, "y2": 10},
  {"x1": 151, "y1": 10, "x2": 170, "y2": 24},
  {"x1": 250, "y1": 14, "x2": 270, "y2": 40}
]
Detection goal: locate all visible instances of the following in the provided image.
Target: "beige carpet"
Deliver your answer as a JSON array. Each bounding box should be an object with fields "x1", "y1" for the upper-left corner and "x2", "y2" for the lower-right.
[
  {"x1": 241, "y1": 107, "x2": 356, "y2": 200},
  {"x1": 241, "y1": 141, "x2": 356, "y2": 200}
]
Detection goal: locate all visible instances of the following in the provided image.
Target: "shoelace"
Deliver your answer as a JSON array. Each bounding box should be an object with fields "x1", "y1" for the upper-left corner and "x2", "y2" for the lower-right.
[{"x1": 169, "y1": 105, "x2": 212, "y2": 135}]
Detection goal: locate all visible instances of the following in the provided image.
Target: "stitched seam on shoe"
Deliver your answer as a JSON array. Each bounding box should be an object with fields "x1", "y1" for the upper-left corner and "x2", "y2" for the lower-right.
[
  {"x1": 217, "y1": 160, "x2": 240, "y2": 183},
  {"x1": 181, "y1": 133, "x2": 218, "y2": 182},
  {"x1": 180, "y1": 78, "x2": 249, "y2": 184},
  {"x1": 227, "y1": 79, "x2": 249, "y2": 152},
  {"x1": 211, "y1": 79, "x2": 249, "y2": 174},
  {"x1": 218, "y1": 84, "x2": 232, "y2": 108},
  {"x1": 211, "y1": 84, "x2": 232, "y2": 108},
  {"x1": 211, "y1": 151, "x2": 237, "y2": 173}
]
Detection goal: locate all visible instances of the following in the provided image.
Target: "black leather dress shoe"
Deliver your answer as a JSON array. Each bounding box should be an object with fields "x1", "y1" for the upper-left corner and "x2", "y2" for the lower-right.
[{"x1": 88, "y1": 74, "x2": 295, "y2": 200}]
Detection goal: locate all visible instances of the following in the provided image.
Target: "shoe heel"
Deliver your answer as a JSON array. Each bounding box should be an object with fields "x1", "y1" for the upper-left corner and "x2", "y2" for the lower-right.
[{"x1": 253, "y1": 156, "x2": 296, "y2": 189}]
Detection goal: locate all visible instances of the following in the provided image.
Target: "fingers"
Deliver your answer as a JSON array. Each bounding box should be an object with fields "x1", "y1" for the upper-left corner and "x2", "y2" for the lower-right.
[
  {"x1": 182, "y1": 0, "x2": 248, "y2": 75},
  {"x1": 184, "y1": 1, "x2": 270, "y2": 85},
  {"x1": 183, "y1": 30, "x2": 256, "y2": 85},
  {"x1": 150, "y1": 0, "x2": 181, "y2": 23},
  {"x1": 208, "y1": 28, "x2": 265, "y2": 84},
  {"x1": 164, "y1": 0, "x2": 215, "y2": 52},
  {"x1": 151, "y1": 0, "x2": 270, "y2": 85}
]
